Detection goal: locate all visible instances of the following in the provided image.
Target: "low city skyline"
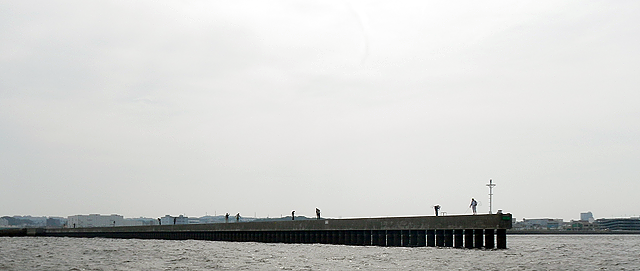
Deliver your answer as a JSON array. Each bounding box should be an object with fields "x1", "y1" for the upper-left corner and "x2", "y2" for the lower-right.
[
  {"x1": 2, "y1": 1, "x2": 639, "y2": 222},
  {"x1": 1, "y1": 209, "x2": 633, "y2": 224}
]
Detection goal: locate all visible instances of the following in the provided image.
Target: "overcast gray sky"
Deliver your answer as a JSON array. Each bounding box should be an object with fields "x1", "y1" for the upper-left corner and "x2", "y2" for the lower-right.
[{"x1": 2, "y1": 1, "x2": 639, "y2": 221}]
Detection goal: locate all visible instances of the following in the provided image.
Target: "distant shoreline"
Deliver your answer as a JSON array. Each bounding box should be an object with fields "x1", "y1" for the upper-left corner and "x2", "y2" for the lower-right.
[{"x1": 507, "y1": 230, "x2": 640, "y2": 235}]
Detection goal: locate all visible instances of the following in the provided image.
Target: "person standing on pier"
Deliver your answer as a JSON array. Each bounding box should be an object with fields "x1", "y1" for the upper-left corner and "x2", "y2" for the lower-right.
[
  {"x1": 434, "y1": 205, "x2": 440, "y2": 216},
  {"x1": 291, "y1": 210, "x2": 295, "y2": 220},
  {"x1": 316, "y1": 208, "x2": 321, "y2": 220},
  {"x1": 470, "y1": 198, "x2": 478, "y2": 215},
  {"x1": 225, "y1": 213, "x2": 229, "y2": 223},
  {"x1": 235, "y1": 213, "x2": 240, "y2": 222}
]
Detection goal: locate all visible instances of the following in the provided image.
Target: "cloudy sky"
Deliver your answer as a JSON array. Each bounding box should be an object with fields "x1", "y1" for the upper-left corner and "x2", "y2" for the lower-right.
[{"x1": 2, "y1": 1, "x2": 639, "y2": 221}]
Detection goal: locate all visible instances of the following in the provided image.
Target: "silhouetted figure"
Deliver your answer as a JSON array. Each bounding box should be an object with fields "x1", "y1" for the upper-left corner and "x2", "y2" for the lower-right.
[
  {"x1": 434, "y1": 205, "x2": 441, "y2": 216},
  {"x1": 158, "y1": 218, "x2": 161, "y2": 225},
  {"x1": 470, "y1": 198, "x2": 478, "y2": 215},
  {"x1": 225, "y1": 213, "x2": 229, "y2": 223},
  {"x1": 316, "y1": 208, "x2": 321, "y2": 220},
  {"x1": 73, "y1": 223, "x2": 76, "y2": 228},
  {"x1": 235, "y1": 213, "x2": 240, "y2": 222},
  {"x1": 173, "y1": 217, "x2": 177, "y2": 225},
  {"x1": 292, "y1": 210, "x2": 295, "y2": 220}
]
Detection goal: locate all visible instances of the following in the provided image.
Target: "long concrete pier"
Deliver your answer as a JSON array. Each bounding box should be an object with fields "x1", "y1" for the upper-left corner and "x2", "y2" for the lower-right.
[{"x1": 6, "y1": 214, "x2": 512, "y2": 249}]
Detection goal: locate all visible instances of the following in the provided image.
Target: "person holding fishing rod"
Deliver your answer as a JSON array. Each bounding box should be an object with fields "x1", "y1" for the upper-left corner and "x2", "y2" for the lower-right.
[{"x1": 469, "y1": 198, "x2": 478, "y2": 215}]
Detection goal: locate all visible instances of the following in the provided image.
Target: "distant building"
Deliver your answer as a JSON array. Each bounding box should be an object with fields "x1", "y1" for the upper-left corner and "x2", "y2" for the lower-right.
[
  {"x1": 0, "y1": 218, "x2": 8, "y2": 227},
  {"x1": 160, "y1": 215, "x2": 188, "y2": 225},
  {"x1": 122, "y1": 219, "x2": 144, "y2": 226},
  {"x1": 12, "y1": 216, "x2": 46, "y2": 227},
  {"x1": 67, "y1": 214, "x2": 124, "y2": 228},
  {"x1": 46, "y1": 217, "x2": 65, "y2": 228},
  {"x1": 580, "y1": 212, "x2": 594, "y2": 222},
  {"x1": 596, "y1": 217, "x2": 640, "y2": 231},
  {"x1": 519, "y1": 218, "x2": 564, "y2": 230},
  {"x1": 198, "y1": 216, "x2": 222, "y2": 224},
  {"x1": 124, "y1": 217, "x2": 159, "y2": 226},
  {"x1": 567, "y1": 220, "x2": 597, "y2": 231}
]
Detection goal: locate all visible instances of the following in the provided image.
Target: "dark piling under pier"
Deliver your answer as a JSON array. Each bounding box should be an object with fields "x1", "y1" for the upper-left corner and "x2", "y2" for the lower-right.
[{"x1": 5, "y1": 214, "x2": 512, "y2": 249}]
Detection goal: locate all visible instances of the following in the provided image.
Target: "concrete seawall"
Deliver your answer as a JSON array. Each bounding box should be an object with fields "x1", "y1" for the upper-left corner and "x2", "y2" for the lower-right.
[{"x1": 5, "y1": 214, "x2": 513, "y2": 249}]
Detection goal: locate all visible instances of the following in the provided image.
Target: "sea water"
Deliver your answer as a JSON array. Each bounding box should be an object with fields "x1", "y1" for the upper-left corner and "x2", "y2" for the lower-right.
[{"x1": 1, "y1": 235, "x2": 639, "y2": 270}]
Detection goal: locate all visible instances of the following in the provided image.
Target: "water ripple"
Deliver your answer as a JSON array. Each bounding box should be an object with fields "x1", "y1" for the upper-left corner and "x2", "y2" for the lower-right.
[{"x1": 1, "y1": 235, "x2": 639, "y2": 270}]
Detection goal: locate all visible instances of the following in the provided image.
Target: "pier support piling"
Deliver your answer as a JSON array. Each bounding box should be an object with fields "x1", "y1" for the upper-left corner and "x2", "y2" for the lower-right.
[
  {"x1": 485, "y1": 229, "x2": 495, "y2": 249},
  {"x1": 427, "y1": 230, "x2": 436, "y2": 247},
  {"x1": 417, "y1": 230, "x2": 426, "y2": 247},
  {"x1": 474, "y1": 229, "x2": 484, "y2": 248},
  {"x1": 435, "y1": 230, "x2": 445, "y2": 247},
  {"x1": 401, "y1": 230, "x2": 410, "y2": 247},
  {"x1": 497, "y1": 229, "x2": 507, "y2": 249},
  {"x1": 444, "y1": 230, "x2": 454, "y2": 247},
  {"x1": 464, "y1": 229, "x2": 474, "y2": 248},
  {"x1": 454, "y1": 229, "x2": 463, "y2": 248}
]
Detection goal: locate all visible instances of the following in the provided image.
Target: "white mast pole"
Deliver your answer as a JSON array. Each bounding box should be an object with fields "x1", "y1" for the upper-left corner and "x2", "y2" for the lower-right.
[{"x1": 486, "y1": 179, "x2": 496, "y2": 214}]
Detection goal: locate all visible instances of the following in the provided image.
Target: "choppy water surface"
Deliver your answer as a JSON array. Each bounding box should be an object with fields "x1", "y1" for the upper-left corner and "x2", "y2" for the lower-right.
[{"x1": 1, "y1": 235, "x2": 639, "y2": 270}]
